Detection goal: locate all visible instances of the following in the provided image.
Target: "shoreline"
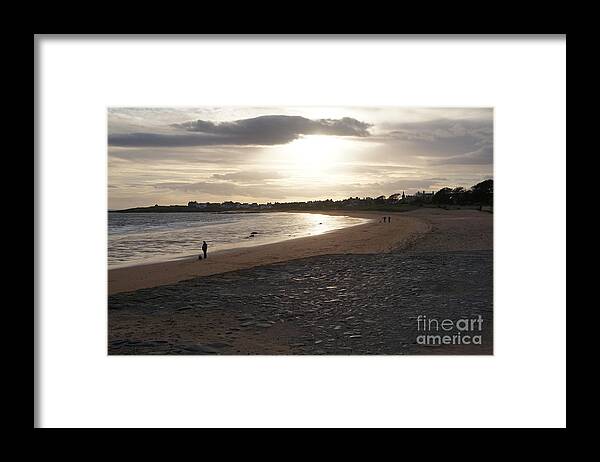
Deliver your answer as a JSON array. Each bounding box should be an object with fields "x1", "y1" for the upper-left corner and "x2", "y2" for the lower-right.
[
  {"x1": 108, "y1": 210, "x2": 430, "y2": 295},
  {"x1": 108, "y1": 211, "x2": 370, "y2": 270}
]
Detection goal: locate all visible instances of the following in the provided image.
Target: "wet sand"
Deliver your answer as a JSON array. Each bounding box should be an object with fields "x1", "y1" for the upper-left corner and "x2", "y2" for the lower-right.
[
  {"x1": 108, "y1": 210, "x2": 430, "y2": 295},
  {"x1": 108, "y1": 208, "x2": 493, "y2": 355}
]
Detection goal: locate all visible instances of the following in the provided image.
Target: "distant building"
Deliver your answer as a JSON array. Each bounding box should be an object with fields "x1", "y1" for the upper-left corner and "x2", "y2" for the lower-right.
[
  {"x1": 415, "y1": 190, "x2": 434, "y2": 198},
  {"x1": 221, "y1": 201, "x2": 241, "y2": 209},
  {"x1": 187, "y1": 201, "x2": 208, "y2": 208},
  {"x1": 403, "y1": 190, "x2": 435, "y2": 204}
]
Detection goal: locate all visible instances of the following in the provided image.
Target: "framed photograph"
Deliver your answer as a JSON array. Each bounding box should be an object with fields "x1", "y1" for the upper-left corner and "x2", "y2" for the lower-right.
[{"x1": 35, "y1": 35, "x2": 566, "y2": 428}]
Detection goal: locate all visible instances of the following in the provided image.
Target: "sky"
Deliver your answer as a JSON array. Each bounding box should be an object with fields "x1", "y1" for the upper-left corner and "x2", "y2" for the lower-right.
[{"x1": 108, "y1": 107, "x2": 493, "y2": 209}]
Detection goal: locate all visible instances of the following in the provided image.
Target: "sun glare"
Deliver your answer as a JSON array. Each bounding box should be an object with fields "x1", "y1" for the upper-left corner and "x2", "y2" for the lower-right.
[{"x1": 284, "y1": 135, "x2": 346, "y2": 177}]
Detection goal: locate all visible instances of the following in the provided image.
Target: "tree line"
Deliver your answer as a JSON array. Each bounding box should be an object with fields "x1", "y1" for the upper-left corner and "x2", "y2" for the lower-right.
[{"x1": 430, "y1": 179, "x2": 493, "y2": 206}]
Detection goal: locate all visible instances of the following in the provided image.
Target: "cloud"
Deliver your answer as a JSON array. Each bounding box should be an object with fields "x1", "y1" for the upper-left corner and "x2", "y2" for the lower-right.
[
  {"x1": 432, "y1": 145, "x2": 493, "y2": 165},
  {"x1": 387, "y1": 117, "x2": 492, "y2": 142},
  {"x1": 108, "y1": 146, "x2": 258, "y2": 165},
  {"x1": 108, "y1": 115, "x2": 372, "y2": 147},
  {"x1": 211, "y1": 171, "x2": 284, "y2": 182},
  {"x1": 153, "y1": 176, "x2": 448, "y2": 201},
  {"x1": 347, "y1": 178, "x2": 449, "y2": 196},
  {"x1": 153, "y1": 181, "x2": 304, "y2": 200},
  {"x1": 379, "y1": 116, "x2": 493, "y2": 165}
]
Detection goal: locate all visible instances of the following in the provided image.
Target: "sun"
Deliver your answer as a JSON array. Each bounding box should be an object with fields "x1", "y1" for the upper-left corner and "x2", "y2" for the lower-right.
[{"x1": 285, "y1": 135, "x2": 345, "y2": 177}]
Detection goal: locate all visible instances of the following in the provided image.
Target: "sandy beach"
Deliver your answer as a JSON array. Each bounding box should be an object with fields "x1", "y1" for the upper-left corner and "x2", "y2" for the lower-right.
[
  {"x1": 108, "y1": 208, "x2": 493, "y2": 355},
  {"x1": 108, "y1": 210, "x2": 431, "y2": 295}
]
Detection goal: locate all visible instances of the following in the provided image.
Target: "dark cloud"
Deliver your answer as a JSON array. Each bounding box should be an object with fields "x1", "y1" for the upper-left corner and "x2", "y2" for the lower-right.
[{"x1": 109, "y1": 115, "x2": 372, "y2": 147}]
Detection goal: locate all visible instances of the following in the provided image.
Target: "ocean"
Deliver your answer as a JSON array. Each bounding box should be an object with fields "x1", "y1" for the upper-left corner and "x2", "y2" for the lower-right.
[{"x1": 108, "y1": 211, "x2": 368, "y2": 268}]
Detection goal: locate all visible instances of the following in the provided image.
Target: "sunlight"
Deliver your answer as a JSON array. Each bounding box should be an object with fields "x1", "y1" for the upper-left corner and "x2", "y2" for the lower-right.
[{"x1": 285, "y1": 135, "x2": 346, "y2": 177}]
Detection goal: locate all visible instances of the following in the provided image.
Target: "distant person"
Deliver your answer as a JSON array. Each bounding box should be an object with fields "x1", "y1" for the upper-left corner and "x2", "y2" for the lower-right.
[
  {"x1": 202, "y1": 241, "x2": 208, "y2": 260},
  {"x1": 388, "y1": 216, "x2": 391, "y2": 223},
  {"x1": 383, "y1": 216, "x2": 387, "y2": 223}
]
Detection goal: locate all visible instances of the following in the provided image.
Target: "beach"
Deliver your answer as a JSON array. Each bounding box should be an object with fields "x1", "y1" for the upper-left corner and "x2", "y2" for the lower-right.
[
  {"x1": 108, "y1": 210, "x2": 430, "y2": 295},
  {"x1": 108, "y1": 208, "x2": 493, "y2": 355}
]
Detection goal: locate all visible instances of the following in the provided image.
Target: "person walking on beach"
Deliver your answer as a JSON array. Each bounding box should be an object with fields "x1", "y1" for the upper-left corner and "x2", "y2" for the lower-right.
[{"x1": 202, "y1": 241, "x2": 208, "y2": 260}]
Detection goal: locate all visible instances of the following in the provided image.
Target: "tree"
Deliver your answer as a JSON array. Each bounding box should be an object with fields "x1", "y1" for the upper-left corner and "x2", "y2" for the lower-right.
[
  {"x1": 433, "y1": 187, "x2": 453, "y2": 205},
  {"x1": 471, "y1": 179, "x2": 493, "y2": 205},
  {"x1": 451, "y1": 187, "x2": 469, "y2": 205}
]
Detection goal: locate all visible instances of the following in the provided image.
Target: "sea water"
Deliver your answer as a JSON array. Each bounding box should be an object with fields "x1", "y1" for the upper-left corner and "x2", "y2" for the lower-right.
[{"x1": 108, "y1": 211, "x2": 368, "y2": 268}]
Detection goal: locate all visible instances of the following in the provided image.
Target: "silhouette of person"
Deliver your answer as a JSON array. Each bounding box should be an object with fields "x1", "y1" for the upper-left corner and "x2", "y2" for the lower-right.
[
  {"x1": 388, "y1": 216, "x2": 391, "y2": 223},
  {"x1": 202, "y1": 241, "x2": 208, "y2": 259},
  {"x1": 383, "y1": 216, "x2": 387, "y2": 223}
]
